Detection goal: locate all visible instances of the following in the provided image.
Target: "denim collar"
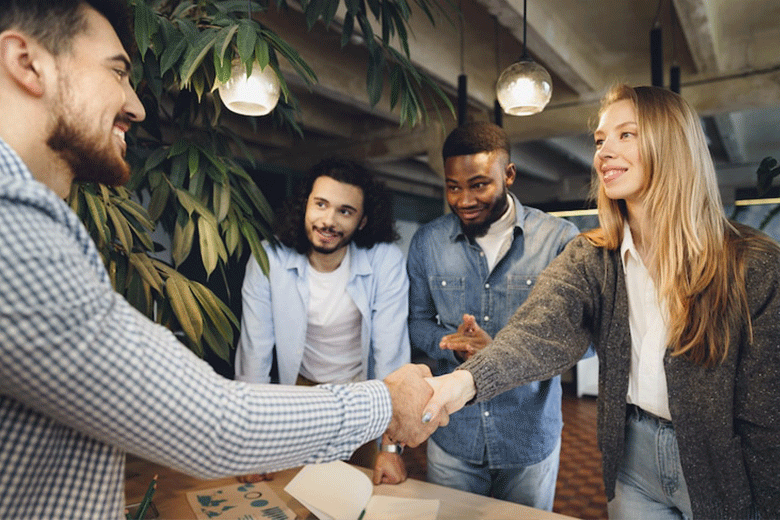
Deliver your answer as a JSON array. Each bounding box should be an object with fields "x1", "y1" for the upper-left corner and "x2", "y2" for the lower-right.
[
  {"x1": 448, "y1": 192, "x2": 526, "y2": 242},
  {"x1": 281, "y1": 240, "x2": 372, "y2": 281}
]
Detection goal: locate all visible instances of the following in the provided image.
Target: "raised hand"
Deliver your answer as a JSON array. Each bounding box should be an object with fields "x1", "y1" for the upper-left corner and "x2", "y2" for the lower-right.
[
  {"x1": 384, "y1": 364, "x2": 448, "y2": 447},
  {"x1": 439, "y1": 314, "x2": 492, "y2": 360}
]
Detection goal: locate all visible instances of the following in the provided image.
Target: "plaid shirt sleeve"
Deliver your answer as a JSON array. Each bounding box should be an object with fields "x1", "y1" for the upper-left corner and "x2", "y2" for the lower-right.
[{"x1": 0, "y1": 140, "x2": 391, "y2": 519}]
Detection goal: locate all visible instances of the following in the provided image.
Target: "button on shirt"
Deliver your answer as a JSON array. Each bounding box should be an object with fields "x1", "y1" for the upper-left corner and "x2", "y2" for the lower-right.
[
  {"x1": 0, "y1": 138, "x2": 390, "y2": 519},
  {"x1": 621, "y1": 223, "x2": 672, "y2": 420},
  {"x1": 407, "y1": 194, "x2": 579, "y2": 467}
]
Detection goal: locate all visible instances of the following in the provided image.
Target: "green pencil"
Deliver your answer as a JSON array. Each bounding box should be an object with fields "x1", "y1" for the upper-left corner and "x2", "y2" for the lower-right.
[{"x1": 135, "y1": 474, "x2": 158, "y2": 520}]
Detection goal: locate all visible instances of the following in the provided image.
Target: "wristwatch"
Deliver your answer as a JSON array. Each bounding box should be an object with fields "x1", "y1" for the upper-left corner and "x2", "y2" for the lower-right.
[{"x1": 379, "y1": 443, "x2": 404, "y2": 454}]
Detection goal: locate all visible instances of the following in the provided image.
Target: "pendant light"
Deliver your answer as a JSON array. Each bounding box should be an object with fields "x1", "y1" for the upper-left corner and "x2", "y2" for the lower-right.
[
  {"x1": 217, "y1": 1, "x2": 280, "y2": 116},
  {"x1": 218, "y1": 59, "x2": 280, "y2": 116},
  {"x1": 495, "y1": 0, "x2": 552, "y2": 116}
]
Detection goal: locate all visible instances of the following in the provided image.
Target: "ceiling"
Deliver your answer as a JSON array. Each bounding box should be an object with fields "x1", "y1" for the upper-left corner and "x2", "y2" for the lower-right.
[{"x1": 238, "y1": 0, "x2": 780, "y2": 210}]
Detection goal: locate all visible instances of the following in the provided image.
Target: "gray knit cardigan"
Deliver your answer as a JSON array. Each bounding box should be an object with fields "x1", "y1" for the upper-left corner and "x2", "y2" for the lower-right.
[{"x1": 462, "y1": 234, "x2": 780, "y2": 519}]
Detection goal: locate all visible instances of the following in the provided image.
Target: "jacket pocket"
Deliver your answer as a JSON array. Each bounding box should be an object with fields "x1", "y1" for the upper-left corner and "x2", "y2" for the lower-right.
[
  {"x1": 430, "y1": 276, "x2": 466, "y2": 326},
  {"x1": 506, "y1": 274, "x2": 538, "y2": 314}
]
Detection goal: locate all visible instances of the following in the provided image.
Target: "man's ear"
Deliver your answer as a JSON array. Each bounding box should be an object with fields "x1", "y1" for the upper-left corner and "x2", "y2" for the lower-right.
[
  {"x1": 0, "y1": 31, "x2": 46, "y2": 97},
  {"x1": 505, "y1": 162, "x2": 517, "y2": 188},
  {"x1": 359, "y1": 215, "x2": 368, "y2": 231}
]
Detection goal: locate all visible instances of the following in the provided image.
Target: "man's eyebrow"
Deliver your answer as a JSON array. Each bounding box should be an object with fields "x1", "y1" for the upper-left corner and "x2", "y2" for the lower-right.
[
  {"x1": 108, "y1": 54, "x2": 132, "y2": 72},
  {"x1": 338, "y1": 203, "x2": 359, "y2": 212}
]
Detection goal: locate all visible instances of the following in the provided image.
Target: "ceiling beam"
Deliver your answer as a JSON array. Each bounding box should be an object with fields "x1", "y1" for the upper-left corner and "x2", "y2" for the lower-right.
[
  {"x1": 263, "y1": 121, "x2": 447, "y2": 172},
  {"x1": 671, "y1": 0, "x2": 720, "y2": 72}
]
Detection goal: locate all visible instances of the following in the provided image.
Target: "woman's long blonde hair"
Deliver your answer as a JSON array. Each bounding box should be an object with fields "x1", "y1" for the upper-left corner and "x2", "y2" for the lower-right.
[{"x1": 584, "y1": 84, "x2": 776, "y2": 366}]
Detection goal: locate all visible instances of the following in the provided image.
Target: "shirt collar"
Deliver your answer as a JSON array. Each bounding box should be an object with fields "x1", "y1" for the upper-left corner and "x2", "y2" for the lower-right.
[
  {"x1": 285, "y1": 241, "x2": 371, "y2": 278},
  {"x1": 0, "y1": 137, "x2": 34, "y2": 182},
  {"x1": 449, "y1": 192, "x2": 526, "y2": 242},
  {"x1": 620, "y1": 221, "x2": 641, "y2": 271}
]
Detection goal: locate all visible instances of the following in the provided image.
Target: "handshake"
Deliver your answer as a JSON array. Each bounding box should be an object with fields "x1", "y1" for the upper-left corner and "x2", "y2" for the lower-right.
[{"x1": 381, "y1": 364, "x2": 477, "y2": 447}]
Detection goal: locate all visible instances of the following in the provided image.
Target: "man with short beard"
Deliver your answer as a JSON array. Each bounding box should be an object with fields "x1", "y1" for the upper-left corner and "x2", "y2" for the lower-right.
[
  {"x1": 0, "y1": 2, "x2": 439, "y2": 517},
  {"x1": 407, "y1": 122, "x2": 579, "y2": 510},
  {"x1": 235, "y1": 158, "x2": 411, "y2": 485}
]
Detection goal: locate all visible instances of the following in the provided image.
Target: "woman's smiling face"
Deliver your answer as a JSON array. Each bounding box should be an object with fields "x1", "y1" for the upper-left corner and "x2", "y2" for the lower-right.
[{"x1": 593, "y1": 98, "x2": 646, "y2": 205}]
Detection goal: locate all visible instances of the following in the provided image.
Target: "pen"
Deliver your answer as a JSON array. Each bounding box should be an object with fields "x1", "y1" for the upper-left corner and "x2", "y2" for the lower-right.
[{"x1": 135, "y1": 474, "x2": 158, "y2": 520}]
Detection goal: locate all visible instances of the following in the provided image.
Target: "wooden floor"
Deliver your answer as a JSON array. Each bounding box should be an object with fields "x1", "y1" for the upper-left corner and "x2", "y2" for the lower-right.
[{"x1": 399, "y1": 385, "x2": 607, "y2": 519}]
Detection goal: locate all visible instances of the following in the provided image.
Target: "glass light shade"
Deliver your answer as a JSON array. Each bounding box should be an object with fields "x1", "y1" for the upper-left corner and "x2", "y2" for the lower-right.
[
  {"x1": 218, "y1": 60, "x2": 280, "y2": 116},
  {"x1": 496, "y1": 59, "x2": 553, "y2": 116}
]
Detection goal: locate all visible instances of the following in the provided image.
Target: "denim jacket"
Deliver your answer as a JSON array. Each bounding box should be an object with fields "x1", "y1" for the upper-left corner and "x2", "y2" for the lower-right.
[
  {"x1": 407, "y1": 194, "x2": 578, "y2": 467},
  {"x1": 235, "y1": 240, "x2": 410, "y2": 385}
]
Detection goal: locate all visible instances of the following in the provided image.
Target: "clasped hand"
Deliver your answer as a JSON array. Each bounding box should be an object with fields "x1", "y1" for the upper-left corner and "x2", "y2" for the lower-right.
[{"x1": 383, "y1": 364, "x2": 477, "y2": 446}]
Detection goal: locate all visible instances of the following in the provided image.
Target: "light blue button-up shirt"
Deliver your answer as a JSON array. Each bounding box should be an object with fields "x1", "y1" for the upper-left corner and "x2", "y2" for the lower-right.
[
  {"x1": 407, "y1": 194, "x2": 578, "y2": 467},
  {"x1": 235, "y1": 240, "x2": 410, "y2": 385}
]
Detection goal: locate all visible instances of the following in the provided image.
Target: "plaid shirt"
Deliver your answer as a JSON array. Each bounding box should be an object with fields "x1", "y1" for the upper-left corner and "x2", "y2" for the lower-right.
[{"x1": 0, "y1": 138, "x2": 391, "y2": 519}]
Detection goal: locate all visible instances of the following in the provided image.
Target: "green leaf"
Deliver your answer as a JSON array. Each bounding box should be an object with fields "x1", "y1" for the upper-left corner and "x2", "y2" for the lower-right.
[
  {"x1": 214, "y1": 24, "x2": 239, "y2": 69},
  {"x1": 168, "y1": 139, "x2": 188, "y2": 157},
  {"x1": 180, "y1": 28, "x2": 219, "y2": 87},
  {"x1": 165, "y1": 273, "x2": 204, "y2": 346},
  {"x1": 160, "y1": 33, "x2": 187, "y2": 75},
  {"x1": 106, "y1": 204, "x2": 133, "y2": 253},
  {"x1": 114, "y1": 197, "x2": 155, "y2": 232},
  {"x1": 167, "y1": 162, "x2": 183, "y2": 193},
  {"x1": 322, "y1": 0, "x2": 340, "y2": 27},
  {"x1": 188, "y1": 146, "x2": 200, "y2": 179},
  {"x1": 239, "y1": 178, "x2": 274, "y2": 225},
  {"x1": 356, "y1": 13, "x2": 375, "y2": 49},
  {"x1": 345, "y1": 0, "x2": 361, "y2": 14},
  {"x1": 172, "y1": 215, "x2": 195, "y2": 267},
  {"x1": 202, "y1": 324, "x2": 231, "y2": 362},
  {"x1": 366, "y1": 0, "x2": 381, "y2": 20},
  {"x1": 236, "y1": 20, "x2": 258, "y2": 65},
  {"x1": 240, "y1": 220, "x2": 270, "y2": 275},
  {"x1": 198, "y1": 217, "x2": 219, "y2": 278},
  {"x1": 148, "y1": 181, "x2": 170, "y2": 221},
  {"x1": 366, "y1": 44, "x2": 385, "y2": 106},
  {"x1": 213, "y1": 182, "x2": 231, "y2": 223},
  {"x1": 261, "y1": 30, "x2": 317, "y2": 85},
  {"x1": 305, "y1": 0, "x2": 325, "y2": 29},
  {"x1": 175, "y1": 188, "x2": 197, "y2": 216},
  {"x1": 255, "y1": 37, "x2": 270, "y2": 70},
  {"x1": 144, "y1": 147, "x2": 168, "y2": 176},
  {"x1": 84, "y1": 190, "x2": 109, "y2": 246},
  {"x1": 128, "y1": 252, "x2": 164, "y2": 294},
  {"x1": 341, "y1": 13, "x2": 355, "y2": 48},
  {"x1": 190, "y1": 281, "x2": 235, "y2": 341},
  {"x1": 133, "y1": 1, "x2": 158, "y2": 59},
  {"x1": 224, "y1": 215, "x2": 241, "y2": 255}
]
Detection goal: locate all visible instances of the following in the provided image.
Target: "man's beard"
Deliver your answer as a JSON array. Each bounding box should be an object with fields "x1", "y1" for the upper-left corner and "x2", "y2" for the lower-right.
[
  {"x1": 46, "y1": 85, "x2": 130, "y2": 187},
  {"x1": 309, "y1": 228, "x2": 356, "y2": 255},
  {"x1": 458, "y1": 188, "x2": 509, "y2": 239}
]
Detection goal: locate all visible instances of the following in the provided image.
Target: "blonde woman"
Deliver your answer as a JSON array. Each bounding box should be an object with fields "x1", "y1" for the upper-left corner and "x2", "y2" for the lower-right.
[{"x1": 422, "y1": 84, "x2": 780, "y2": 518}]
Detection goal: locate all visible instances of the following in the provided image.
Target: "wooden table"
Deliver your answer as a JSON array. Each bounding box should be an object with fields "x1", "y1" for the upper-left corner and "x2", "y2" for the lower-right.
[{"x1": 126, "y1": 455, "x2": 577, "y2": 520}]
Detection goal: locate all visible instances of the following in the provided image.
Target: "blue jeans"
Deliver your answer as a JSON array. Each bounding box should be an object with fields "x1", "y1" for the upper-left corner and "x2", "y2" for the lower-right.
[
  {"x1": 426, "y1": 437, "x2": 561, "y2": 510},
  {"x1": 608, "y1": 406, "x2": 693, "y2": 519}
]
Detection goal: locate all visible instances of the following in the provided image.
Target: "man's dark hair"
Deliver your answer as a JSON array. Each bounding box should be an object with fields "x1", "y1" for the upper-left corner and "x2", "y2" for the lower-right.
[
  {"x1": 274, "y1": 158, "x2": 399, "y2": 254},
  {"x1": 0, "y1": 0, "x2": 134, "y2": 56},
  {"x1": 442, "y1": 121, "x2": 510, "y2": 161}
]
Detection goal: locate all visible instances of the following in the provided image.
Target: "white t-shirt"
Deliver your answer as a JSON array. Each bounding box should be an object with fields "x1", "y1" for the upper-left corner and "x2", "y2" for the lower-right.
[
  {"x1": 621, "y1": 223, "x2": 672, "y2": 420},
  {"x1": 474, "y1": 194, "x2": 516, "y2": 272},
  {"x1": 300, "y1": 248, "x2": 363, "y2": 383}
]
